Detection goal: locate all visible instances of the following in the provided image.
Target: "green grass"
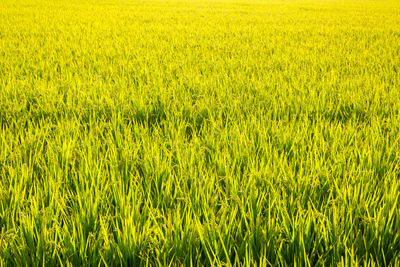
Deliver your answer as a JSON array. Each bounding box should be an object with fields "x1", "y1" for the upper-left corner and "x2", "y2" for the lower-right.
[{"x1": 1, "y1": 0, "x2": 400, "y2": 265}]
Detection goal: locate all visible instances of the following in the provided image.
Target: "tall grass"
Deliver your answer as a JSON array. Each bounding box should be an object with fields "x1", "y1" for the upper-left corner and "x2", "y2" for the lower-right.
[{"x1": 1, "y1": 0, "x2": 400, "y2": 265}]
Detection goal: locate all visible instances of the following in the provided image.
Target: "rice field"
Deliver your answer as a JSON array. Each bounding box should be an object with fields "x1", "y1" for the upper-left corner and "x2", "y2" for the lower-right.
[{"x1": 1, "y1": 0, "x2": 400, "y2": 265}]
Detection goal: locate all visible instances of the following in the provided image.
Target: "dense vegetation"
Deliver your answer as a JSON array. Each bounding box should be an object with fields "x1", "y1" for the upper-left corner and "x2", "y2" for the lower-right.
[{"x1": 1, "y1": 0, "x2": 400, "y2": 265}]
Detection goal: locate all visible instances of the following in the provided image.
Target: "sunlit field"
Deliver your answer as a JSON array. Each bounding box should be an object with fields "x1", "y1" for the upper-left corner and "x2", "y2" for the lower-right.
[{"x1": 1, "y1": 0, "x2": 400, "y2": 265}]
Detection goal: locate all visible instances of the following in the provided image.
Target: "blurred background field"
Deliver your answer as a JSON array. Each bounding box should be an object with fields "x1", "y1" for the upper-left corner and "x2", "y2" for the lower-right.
[{"x1": 0, "y1": 0, "x2": 400, "y2": 265}]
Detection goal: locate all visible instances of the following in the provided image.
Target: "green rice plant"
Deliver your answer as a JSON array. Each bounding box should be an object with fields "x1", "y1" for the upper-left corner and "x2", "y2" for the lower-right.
[{"x1": 1, "y1": 0, "x2": 400, "y2": 265}]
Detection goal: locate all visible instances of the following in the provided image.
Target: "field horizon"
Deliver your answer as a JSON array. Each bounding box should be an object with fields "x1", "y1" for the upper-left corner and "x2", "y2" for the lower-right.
[{"x1": 1, "y1": 0, "x2": 400, "y2": 265}]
